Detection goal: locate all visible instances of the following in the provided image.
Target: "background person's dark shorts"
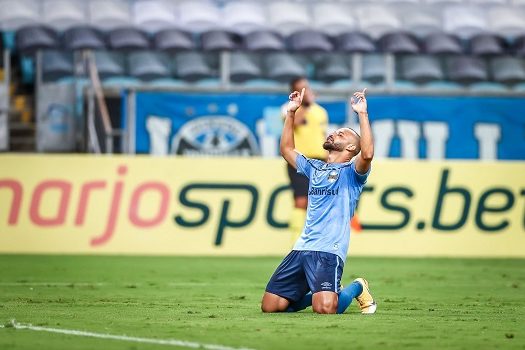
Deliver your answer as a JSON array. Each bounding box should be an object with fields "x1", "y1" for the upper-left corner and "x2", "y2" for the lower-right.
[
  {"x1": 265, "y1": 250, "x2": 344, "y2": 303},
  {"x1": 287, "y1": 164, "x2": 309, "y2": 198}
]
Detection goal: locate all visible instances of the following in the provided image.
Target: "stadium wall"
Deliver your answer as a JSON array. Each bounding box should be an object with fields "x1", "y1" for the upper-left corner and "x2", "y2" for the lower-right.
[{"x1": 0, "y1": 154, "x2": 524, "y2": 257}]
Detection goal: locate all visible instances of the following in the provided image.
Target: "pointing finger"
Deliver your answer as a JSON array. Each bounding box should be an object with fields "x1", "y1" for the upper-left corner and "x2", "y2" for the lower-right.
[{"x1": 300, "y1": 88, "x2": 305, "y2": 101}]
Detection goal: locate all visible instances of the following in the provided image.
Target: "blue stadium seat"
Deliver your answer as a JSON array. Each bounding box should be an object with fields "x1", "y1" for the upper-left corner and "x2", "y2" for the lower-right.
[
  {"x1": 288, "y1": 30, "x2": 333, "y2": 53},
  {"x1": 107, "y1": 27, "x2": 150, "y2": 50},
  {"x1": 356, "y1": 5, "x2": 402, "y2": 39},
  {"x1": 335, "y1": 32, "x2": 375, "y2": 53},
  {"x1": 423, "y1": 33, "x2": 463, "y2": 55},
  {"x1": 128, "y1": 51, "x2": 172, "y2": 81},
  {"x1": 16, "y1": 25, "x2": 60, "y2": 53},
  {"x1": 132, "y1": 0, "x2": 176, "y2": 33},
  {"x1": 153, "y1": 29, "x2": 194, "y2": 52},
  {"x1": 316, "y1": 54, "x2": 351, "y2": 82},
  {"x1": 513, "y1": 35, "x2": 525, "y2": 57},
  {"x1": 422, "y1": 81, "x2": 463, "y2": 91},
  {"x1": 201, "y1": 31, "x2": 240, "y2": 51},
  {"x1": 490, "y1": 57, "x2": 525, "y2": 85},
  {"x1": 63, "y1": 26, "x2": 106, "y2": 50},
  {"x1": 400, "y1": 55, "x2": 445, "y2": 84},
  {"x1": 178, "y1": 0, "x2": 221, "y2": 33},
  {"x1": 268, "y1": 2, "x2": 311, "y2": 36},
  {"x1": 488, "y1": 7, "x2": 525, "y2": 38},
  {"x1": 264, "y1": 53, "x2": 306, "y2": 82},
  {"x1": 403, "y1": 8, "x2": 442, "y2": 38},
  {"x1": 42, "y1": 50, "x2": 74, "y2": 82},
  {"x1": 379, "y1": 32, "x2": 420, "y2": 54},
  {"x1": 469, "y1": 82, "x2": 508, "y2": 92},
  {"x1": 470, "y1": 34, "x2": 507, "y2": 56},
  {"x1": 243, "y1": 31, "x2": 286, "y2": 52},
  {"x1": 223, "y1": 1, "x2": 267, "y2": 35},
  {"x1": 362, "y1": 54, "x2": 386, "y2": 84},
  {"x1": 173, "y1": 52, "x2": 215, "y2": 82},
  {"x1": 94, "y1": 51, "x2": 127, "y2": 80},
  {"x1": 43, "y1": 0, "x2": 87, "y2": 31},
  {"x1": 0, "y1": 0, "x2": 39, "y2": 30},
  {"x1": 443, "y1": 6, "x2": 486, "y2": 39},
  {"x1": 312, "y1": 3, "x2": 356, "y2": 36},
  {"x1": 446, "y1": 56, "x2": 489, "y2": 84},
  {"x1": 230, "y1": 53, "x2": 262, "y2": 83}
]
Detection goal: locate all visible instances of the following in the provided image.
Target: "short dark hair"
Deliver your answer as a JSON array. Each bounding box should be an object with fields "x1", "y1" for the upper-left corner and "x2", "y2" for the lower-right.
[{"x1": 289, "y1": 76, "x2": 307, "y2": 92}]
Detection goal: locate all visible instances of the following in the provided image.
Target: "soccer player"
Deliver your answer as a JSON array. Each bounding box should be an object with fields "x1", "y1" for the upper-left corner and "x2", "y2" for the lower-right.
[{"x1": 261, "y1": 88, "x2": 376, "y2": 314}]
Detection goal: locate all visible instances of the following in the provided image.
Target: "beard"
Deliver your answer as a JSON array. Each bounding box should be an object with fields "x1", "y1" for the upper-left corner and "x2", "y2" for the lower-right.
[{"x1": 323, "y1": 141, "x2": 345, "y2": 151}]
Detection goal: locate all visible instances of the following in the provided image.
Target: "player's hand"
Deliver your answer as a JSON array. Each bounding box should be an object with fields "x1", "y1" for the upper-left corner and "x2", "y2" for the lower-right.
[
  {"x1": 287, "y1": 88, "x2": 305, "y2": 113},
  {"x1": 351, "y1": 88, "x2": 368, "y2": 114}
]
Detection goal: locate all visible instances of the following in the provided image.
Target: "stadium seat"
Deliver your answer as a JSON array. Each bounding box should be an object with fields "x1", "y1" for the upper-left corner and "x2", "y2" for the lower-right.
[
  {"x1": 153, "y1": 29, "x2": 194, "y2": 52},
  {"x1": 470, "y1": 34, "x2": 506, "y2": 56},
  {"x1": 335, "y1": 32, "x2": 376, "y2": 53},
  {"x1": 400, "y1": 55, "x2": 445, "y2": 84},
  {"x1": 355, "y1": 5, "x2": 402, "y2": 39},
  {"x1": 242, "y1": 79, "x2": 281, "y2": 87},
  {"x1": 316, "y1": 54, "x2": 351, "y2": 82},
  {"x1": 102, "y1": 76, "x2": 141, "y2": 87},
  {"x1": 229, "y1": 53, "x2": 262, "y2": 83},
  {"x1": 488, "y1": 7, "x2": 525, "y2": 38},
  {"x1": 173, "y1": 52, "x2": 215, "y2": 82},
  {"x1": 402, "y1": 8, "x2": 442, "y2": 38},
  {"x1": 42, "y1": 50, "x2": 74, "y2": 82},
  {"x1": 378, "y1": 32, "x2": 420, "y2": 54},
  {"x1": 16, "y1": 25, "x2": 59, "y2": 53},
  {"x1": 63, "y1": 26, "x2": 106, "y2": 50},
  {"x1": 201, "y1": 31, "x2": 240, "y2": 51},
  {"x1": 128, "y1": 51, "x2": 171, "y2": 81},
  {"x1": 312, "y1": 3, "x2": 356, "y2": 36},
  {"x1": 514, "y1": 35, "x2": 525, "y2": 57},
  {"x1": 42, "y1": 0, "x2": 87, "y2": 31},
  {"x1": 147, "y1": 78, "x2": 186, "y2": 87},
  {"x1": 268, "y1": 2, "x2": 311, "y2": 36},
  {"x1": 89, "y1": 0, "x2": 131, "y2": 31},
  {"x1": 264, "y1": 53, "x2": 306, "y2": 82},
  {"x1": 243, "y1": 31, "x2": 286, "y2": 52},
  {"x1": 422, "y1": 81, "x2": 463, "y2": 91},
  {"x1": 469, "y1": 0, "x2": 506, "y2": 4},
  {"x1": 490, "y1": 57, "x2": 525, "y2": 84},
  {"x1": 469, "y1": 82, "x2": 507, "y2": 91},
  {"x1": 423, "y1": 33, "x2": 463, "y2": 55},
  {"x1": 446, "y1": 56, "x2": 489, "y2": 84},
  {"x1": 178, "y1": 1, "x2": 222, "y2": 33},
  {"x1": 133, "y1": 0, "x2": 176, "y2": 33},
  {"x1": 223, "y1": 1, "x2": 267, "y2": 35},
  {"x1": 107, "y1": 27, "x2": 149, "y2": 50},
  {"x1": 362, "y1": 54, "x2": 386, "y2": 84},
  {"x1": 0, "y1": 0, "x2": 39, "y2": 30},
  {"x1": 288, "y1": 30, "x2": 333, "y2": 53},
  {"x1": 94, "y1": 51, "x2": 127, "y2": 80},
  {"x1": 443, "y1": 6, "x2": 487, "y2": 39}
]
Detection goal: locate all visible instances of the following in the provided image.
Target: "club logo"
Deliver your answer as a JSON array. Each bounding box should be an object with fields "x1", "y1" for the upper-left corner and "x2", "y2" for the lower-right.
[
  {"x1": 328, "y1": 170, "x2": 339, "y2": 183},
  {"x1": 171, "y1": 116, "x2": 259, "y2": 156},
  {"x1": 321, "y1": 282, "x2": 333, "y2": 289}
]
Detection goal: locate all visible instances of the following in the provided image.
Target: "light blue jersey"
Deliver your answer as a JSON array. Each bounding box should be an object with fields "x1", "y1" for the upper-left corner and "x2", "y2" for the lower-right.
[{"x1": 292, "y1": 152, "x2": 370, "y2": 262}]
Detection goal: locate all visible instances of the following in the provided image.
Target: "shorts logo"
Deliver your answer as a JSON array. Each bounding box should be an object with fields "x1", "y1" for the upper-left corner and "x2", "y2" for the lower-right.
[
  {"x1": 321, "y1": 282, "x2": 333, "y2": 290},
  {"x1": 328, "y1": 170, "x2": 339, "y2": 183}
]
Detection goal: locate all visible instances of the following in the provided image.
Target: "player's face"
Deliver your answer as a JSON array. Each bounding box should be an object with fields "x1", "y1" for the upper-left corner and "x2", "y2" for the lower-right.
[
  {"x1": 293, "y1": 79, "x2": 315, "y2": 106},
  {"x1": 323, "y1": 129, "x2": 351, "y2": 152}
]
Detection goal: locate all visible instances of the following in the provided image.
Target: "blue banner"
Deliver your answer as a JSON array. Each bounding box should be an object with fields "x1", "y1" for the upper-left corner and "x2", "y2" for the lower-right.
[{"x1": 130, "y1": 92, "x2": 525, "y2": 160}]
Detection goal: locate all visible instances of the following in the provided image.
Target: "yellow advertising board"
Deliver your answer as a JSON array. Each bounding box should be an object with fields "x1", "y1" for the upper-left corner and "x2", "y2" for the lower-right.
[{"x1": 0, "y1": 154, "x2": 524, "y2": 257}]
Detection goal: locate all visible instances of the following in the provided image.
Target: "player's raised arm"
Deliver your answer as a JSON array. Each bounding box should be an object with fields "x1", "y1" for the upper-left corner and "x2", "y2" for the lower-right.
[
  {"x1": 351, "y1": 88, "x2": 374, "y2": 174},
  {"x1": 280, "y1": 88, "x2": 305, "y2": 169}
]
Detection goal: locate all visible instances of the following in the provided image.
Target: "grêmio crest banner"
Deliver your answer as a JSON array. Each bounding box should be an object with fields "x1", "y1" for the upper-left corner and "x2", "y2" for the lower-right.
[{"x1": 128, "y1": 92, "x2": 525, "y2": 160}]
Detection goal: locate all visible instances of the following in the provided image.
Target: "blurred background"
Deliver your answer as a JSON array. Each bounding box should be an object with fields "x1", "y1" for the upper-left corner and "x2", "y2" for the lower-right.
[{"x1": 0, "y1": 0, "x2": 524, "y2": 257}]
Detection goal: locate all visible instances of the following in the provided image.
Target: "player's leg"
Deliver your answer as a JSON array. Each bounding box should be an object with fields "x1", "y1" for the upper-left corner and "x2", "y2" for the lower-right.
[
  {"x1": 303, "y1": 251, "x2": 343, "y2": 314},
  {"x1": 336, "y1": 280, "x2": 363, "y2": 314},
  {"x1": 287, "y1": 164, "x2": 308, "y2": 243},
  {"x1": 262, "y1": 251, "x2": 309, "y2": 313}
]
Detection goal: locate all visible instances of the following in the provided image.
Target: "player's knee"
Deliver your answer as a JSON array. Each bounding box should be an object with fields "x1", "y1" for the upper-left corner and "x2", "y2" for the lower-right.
[{"x1": 313, "y1": 299, "x2": 337, "y2": 314}]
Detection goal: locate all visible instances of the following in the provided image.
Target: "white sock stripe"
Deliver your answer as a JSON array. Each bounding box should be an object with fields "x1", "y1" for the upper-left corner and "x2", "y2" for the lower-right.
[{"x1": 2, "y1": 322, "x2": 255, "y2": 350}]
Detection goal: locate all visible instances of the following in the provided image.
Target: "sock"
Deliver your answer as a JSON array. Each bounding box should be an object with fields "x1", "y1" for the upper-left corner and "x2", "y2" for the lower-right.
[
  {"x1": 289, "y1": 208, "x2": 307, "y2": 245},
  {"x1": 337, "y1": 281, "x2": 363, "y2": 314},
  {"x1": 286, "y1": 292, "x2": 312, "y2": 312}
]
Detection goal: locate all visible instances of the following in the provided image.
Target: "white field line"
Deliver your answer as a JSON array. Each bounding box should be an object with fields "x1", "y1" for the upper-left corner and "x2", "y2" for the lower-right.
[
  {"x1": 0, "y1": 282, "x2": 257, "y2": 287},
  {"x1": 0, "y1": 282, "x2": 106, "y2": 287},
  {"x1": 1, "y1": 321, "x2": 255, "y2": 350}
]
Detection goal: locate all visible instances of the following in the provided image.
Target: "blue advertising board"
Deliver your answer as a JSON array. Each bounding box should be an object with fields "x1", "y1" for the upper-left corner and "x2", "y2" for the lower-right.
[{"x1": 128, "y1": 92, "x2": 525, "y2": 160}]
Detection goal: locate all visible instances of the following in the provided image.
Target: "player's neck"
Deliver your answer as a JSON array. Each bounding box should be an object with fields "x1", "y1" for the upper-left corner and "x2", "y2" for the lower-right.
[{"x1": 326, "y1": 151, "x2": 351, "y2": 164}]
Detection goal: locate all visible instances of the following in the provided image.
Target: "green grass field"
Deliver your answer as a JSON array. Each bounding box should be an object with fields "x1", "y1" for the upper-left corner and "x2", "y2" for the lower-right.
[{"x1": 0, "y1": 255, "x2": 524, "y2": 350}]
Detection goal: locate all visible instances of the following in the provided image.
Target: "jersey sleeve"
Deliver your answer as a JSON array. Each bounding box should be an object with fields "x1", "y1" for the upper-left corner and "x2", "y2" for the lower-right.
[
  {"x1": 294, "y1": 151, "x2": 313, "y2": 178},
  {"x1": 350, "y1": 162, "x2": 371, "y2": 186}
]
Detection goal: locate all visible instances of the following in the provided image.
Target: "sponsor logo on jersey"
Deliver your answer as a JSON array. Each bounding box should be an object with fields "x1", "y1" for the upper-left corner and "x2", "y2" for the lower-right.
[{"x1": 308, "y1": 187, "x2": 339, "y2": 196}]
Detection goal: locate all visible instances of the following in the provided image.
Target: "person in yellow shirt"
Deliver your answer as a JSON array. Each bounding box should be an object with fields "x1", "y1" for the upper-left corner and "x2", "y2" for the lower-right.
[{"x1": 283, "y1": 77, "x2": 328, "y2": 242}]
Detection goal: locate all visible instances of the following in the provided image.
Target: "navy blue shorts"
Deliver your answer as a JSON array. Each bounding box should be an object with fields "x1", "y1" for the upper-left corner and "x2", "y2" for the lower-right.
[{"x1": 265, "y1": 250, "x2": 344, "y2": 303}]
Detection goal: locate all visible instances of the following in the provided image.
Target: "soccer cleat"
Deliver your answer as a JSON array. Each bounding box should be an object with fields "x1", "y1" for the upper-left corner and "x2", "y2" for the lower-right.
[{"x1": 354, "y1": 278, "x2": 377, "y2": 314}]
